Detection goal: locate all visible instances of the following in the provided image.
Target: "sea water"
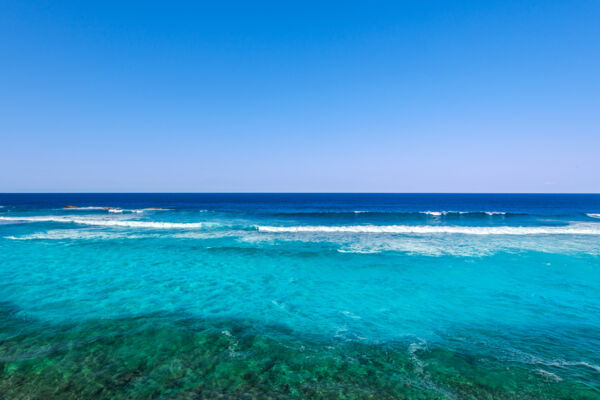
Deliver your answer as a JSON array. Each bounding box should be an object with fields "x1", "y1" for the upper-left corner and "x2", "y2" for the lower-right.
[{"x1": 0, "y1": 194, "x2": 599, "y2": 399}]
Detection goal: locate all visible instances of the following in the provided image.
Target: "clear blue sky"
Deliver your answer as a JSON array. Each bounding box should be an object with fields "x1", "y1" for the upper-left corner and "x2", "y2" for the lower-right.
[{"x1": 1, "y1": 1, "x2": 598, "y2": 192}]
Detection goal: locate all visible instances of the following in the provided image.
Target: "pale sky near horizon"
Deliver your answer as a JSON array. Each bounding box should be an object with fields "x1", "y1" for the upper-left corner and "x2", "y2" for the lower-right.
[{"x1": 1, "y1": 1, "x2": 599, "y2": 192}]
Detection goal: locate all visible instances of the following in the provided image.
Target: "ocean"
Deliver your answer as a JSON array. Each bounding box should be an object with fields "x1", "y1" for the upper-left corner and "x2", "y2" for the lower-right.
[{"x1": 0, "y1": 193, "x2": 599, "y2": 399}]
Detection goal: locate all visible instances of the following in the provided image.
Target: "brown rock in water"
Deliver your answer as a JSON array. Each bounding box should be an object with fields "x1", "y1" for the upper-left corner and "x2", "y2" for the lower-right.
[{"x1": 64, "y1": 205, "x2": 78, "y2": 208}]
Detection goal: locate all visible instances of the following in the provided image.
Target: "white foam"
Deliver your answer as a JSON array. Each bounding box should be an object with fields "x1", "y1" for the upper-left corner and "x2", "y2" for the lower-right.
[
  {"x1": 560, "y1": 361, "x2": 600, "y2": 372},
  {"x1": 337, "y1": 239, "x2": 452, "y2": 256},
  {"x1": 63, "y1": 206, "x2": 108, "y2": 210},
  {"x1": 587, "y1": 213, "x2": 600, "y2": 219},
  {"x1": 421, "y1": 211, "x2": 505, "y2": 216},
  {"x1": 421, "y1": 211, "x2": 443, "y2": 216},
  {"x1": 127, "y1": 208, "x2": 171, "y2": 213},
  {"x1": 341, "y1": 310, "x2": 361, "y2": 319},
  {"x1": 5, "y1": 230, "x2": 136, "y2": 240},
  {"x1": 234, "y1": 230, "x2": 600, "y2": 256},
  {"x1": 535, "y1": 369, "x2": 562, "y2": 382},
  {"x1": 337, "y1": 248, "x2": 381, "y2": 254},
  {"x1": 107, "y1": 207, "x2": 158, "y2": 214},
  {"x1": 257, "y1": 223, "x2": 600, "y2": 235},
  {"x1": 0, "y1": 216, "x2": 207, "y2": 229},
  {"x1": 420, "y1": 211, "x2": 471, "y2": 216},
  {"x1": 64, "y1": 206, "x2": 169, "y2": 213},
  {"x1": 538, "y1": 359, "x2": 600, "y2": 373}
]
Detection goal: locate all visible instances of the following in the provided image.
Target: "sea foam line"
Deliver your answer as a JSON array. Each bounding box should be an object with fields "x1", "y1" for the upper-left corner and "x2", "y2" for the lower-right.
[
  {"x1": 0, "y1": 216, "x2": 206, "y2": 229},
  {"x1": 279, "y1": 210, "x2": 511, "y2": 216},
  {"x1": 5, "y1": 230, "x2": 136, "y2": 240},
  {"x1": 64, "y1": 207, "x2": 170, "y2": 214},
  {"x1": 257, "y1": 224, "x2": 600, "y2": 235},
  {"x1": 109, "y1": 208, "x2": 171, "y2": 213},
  {"x1": 64, "y1": 206, "x2": 107, "y2": 209},
  {"x1": 588, "y1": 213, "x2": 600, "y2": 219},
  {"x1": 421, "y1": 211, "x2": 506, "y2": 216}
]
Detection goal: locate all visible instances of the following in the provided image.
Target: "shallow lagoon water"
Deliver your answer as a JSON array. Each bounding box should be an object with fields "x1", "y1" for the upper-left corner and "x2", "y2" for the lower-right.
[{"x1": 0, "y1": 194, "x2": 599, "y2": 399}]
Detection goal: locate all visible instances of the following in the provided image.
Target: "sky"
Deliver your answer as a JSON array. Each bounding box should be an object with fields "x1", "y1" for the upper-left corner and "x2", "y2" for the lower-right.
[{"x1": 1, "y1": 1, "x2": 599, "y2": 193}]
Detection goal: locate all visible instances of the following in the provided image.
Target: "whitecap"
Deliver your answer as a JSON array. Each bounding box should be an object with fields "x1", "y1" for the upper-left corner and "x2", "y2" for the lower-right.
[
  {"x1": 421, "y1": 210, "x2": 506, "y2": 216},
  {"x1": 257, "y1": 223, "x2": 600, "y2": 235},
  {"x1": 127, "y1": 208, "x2": 171, "y2": 213},
  {"x1": 63, "y1": 206, "x2": 170, "y2": 213},
  {"x1": 337, "y1": 248, "x2": 381, "y2": 254},
  {"x1": 0, "y1": 216, "x2": 208, "y2": 229},
  {"x1": 105, "y1": 207, "x2": 170, "y2": 214},
  {"x1": 63, "y1": 206, "x2": 109, "y2": 210},
  {"x1": 5, "y1": 230, "x2": 136, "y2": 240},
  {"x1": 421, "y1": 211, "x2": 443, "y2": 216}
]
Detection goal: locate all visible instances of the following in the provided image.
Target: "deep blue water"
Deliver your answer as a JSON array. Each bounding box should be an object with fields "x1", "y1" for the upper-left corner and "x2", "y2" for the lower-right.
[{"x1": 0, "y1": 194, "x2": 599, "y2": 399}]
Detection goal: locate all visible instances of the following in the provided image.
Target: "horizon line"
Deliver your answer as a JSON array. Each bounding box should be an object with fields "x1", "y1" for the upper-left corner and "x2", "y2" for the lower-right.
[{"x1": 1, "y1": 192, "x2": 599, "y2": 195}]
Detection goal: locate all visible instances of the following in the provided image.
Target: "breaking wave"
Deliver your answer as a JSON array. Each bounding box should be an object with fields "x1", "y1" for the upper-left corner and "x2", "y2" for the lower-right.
[
  {"x1": 0, "y1": 216, "x2": 208, "y2": 229},
  {"x1": 272, "y1": 210, "x2": 517, "y2": 218},
  {"x1": 421, "y1": 211, "x2": 508, "y2": 216},
  {"x1": 4, "y1": 214, "x2": 600, "y2": 236},
  {"x1": 257, "y1": 223, "x2": 600, "y2": 235},
  {"x1": 65, "y1": 207, "x2": 170, "y2": 214},
  {"x1": 5, "y1": 230, "x2": 138, "y2": 240},
  {"x1": 63, "y1": 206, "x2": 108, "y2": 210}
]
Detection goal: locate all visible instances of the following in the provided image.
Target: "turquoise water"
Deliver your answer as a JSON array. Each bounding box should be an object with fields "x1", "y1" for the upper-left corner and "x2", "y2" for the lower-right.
[{"x1": 0, "y1": 194, "x2": 599, "y2": 399}]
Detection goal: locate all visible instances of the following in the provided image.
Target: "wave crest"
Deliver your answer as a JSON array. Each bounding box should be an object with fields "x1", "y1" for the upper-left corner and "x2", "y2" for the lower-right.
[
  {"x1": 257, "y1": 224, "x2": 600, "y2": 235},
  {"x1": 0, "y1": 216, "x2": 207, "y2": 229}
]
